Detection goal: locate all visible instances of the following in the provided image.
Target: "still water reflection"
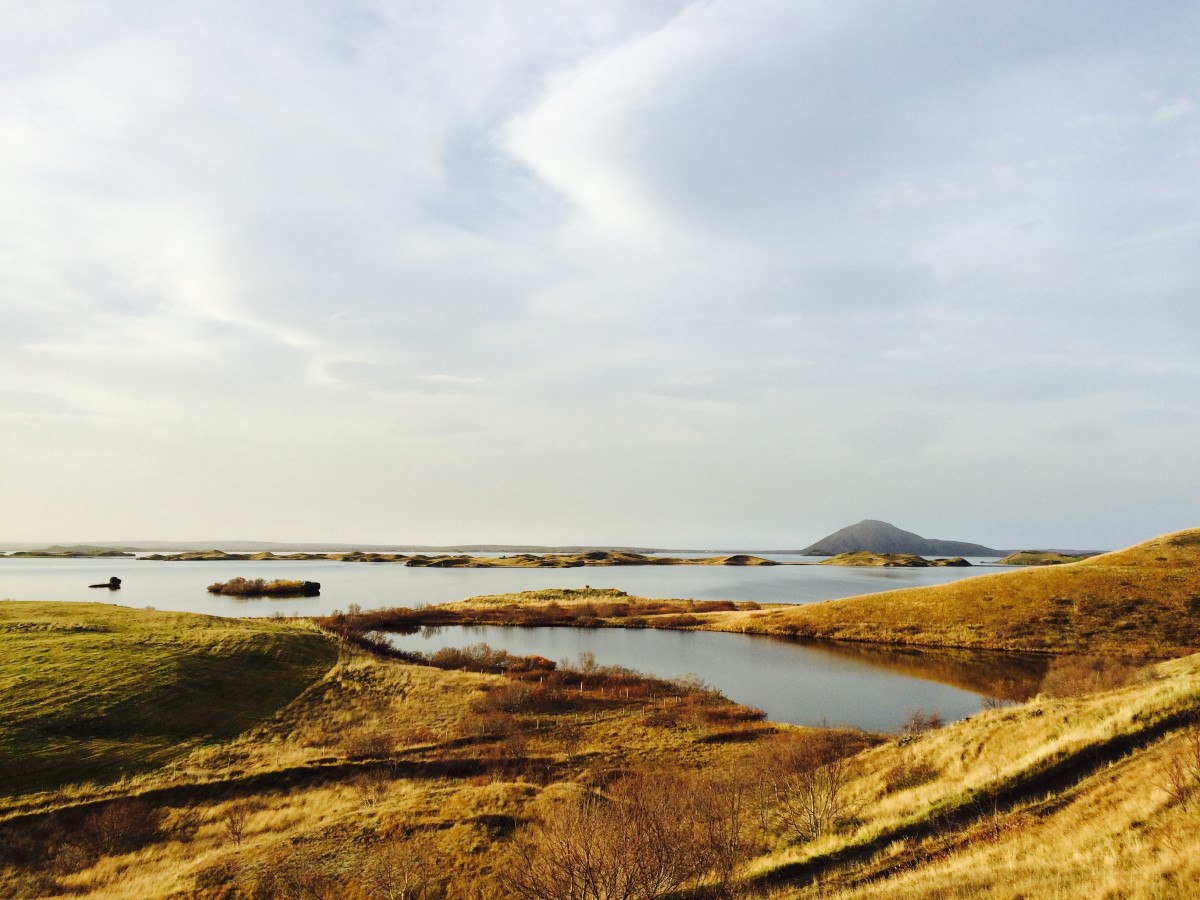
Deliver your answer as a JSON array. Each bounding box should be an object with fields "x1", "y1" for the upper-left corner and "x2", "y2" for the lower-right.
[{"x1": 383, "y1": 625, "x2": 1046, "y2": 733}]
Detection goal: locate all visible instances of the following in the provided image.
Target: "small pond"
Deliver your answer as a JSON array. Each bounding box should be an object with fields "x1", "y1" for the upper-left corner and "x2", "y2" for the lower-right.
[{"x1": 384, "y1": 625, "x2": 1047, "y2": 733}]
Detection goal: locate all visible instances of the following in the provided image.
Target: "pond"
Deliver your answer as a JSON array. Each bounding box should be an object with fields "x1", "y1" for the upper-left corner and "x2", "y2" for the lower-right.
[{"x1": 383, "y1": 624, "x2": 1046, "y2": 732}]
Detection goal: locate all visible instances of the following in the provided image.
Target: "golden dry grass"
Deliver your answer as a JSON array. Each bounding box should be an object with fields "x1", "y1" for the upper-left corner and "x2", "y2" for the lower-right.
[
  {"x1": 6, "y1": 527, "x2": 1200, "y2": 898},
  {"x1": 703, "y1": 527, "x2": 1200, "y2": 655},
  {"x1": 0, "y1": 602, "x2": 336, "y2": 798},
  {"x1": 741, "y1": 652, "x2": 1200, "y2": 897},
  {"x1": 0, "y1": 603, "x2": 780, "y2": 898}
]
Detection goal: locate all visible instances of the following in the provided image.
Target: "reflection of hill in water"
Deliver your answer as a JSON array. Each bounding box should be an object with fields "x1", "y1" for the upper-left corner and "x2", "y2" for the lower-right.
[{"x1": 794, "y1": 639, "x2": 1048, "y2": 702}]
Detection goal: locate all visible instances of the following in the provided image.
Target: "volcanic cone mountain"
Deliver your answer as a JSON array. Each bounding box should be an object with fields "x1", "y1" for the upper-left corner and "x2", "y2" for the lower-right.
[{"x1": 801, "y1": 519, "x2": 999, "y2": 556}]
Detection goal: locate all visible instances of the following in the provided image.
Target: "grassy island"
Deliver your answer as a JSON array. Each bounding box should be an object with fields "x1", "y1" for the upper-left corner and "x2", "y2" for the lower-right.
[
  {"x1": 997, "y1": 550, "x2": 1100, "y2": 565},
  {"x1": 819, "y1": 552, "x2": 971, "y2": 567},
  {"x1": 143, "y1": 549, "x2": 779, "y2": 567},
  {"x1": 206, "y1": 577, "x2": 320, "y2": 597},
  {"x1": 5, "y1": 546, "x2": 135, "y2": 558}
]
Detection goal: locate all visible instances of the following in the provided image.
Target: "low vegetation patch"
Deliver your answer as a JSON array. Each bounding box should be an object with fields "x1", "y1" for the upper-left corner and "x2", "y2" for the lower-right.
[
  {"x1": 317, "y1": 588, "x2": 752, "y2": 638},
  {"x1": 206, "y1": 577, "x2": 320, "y2": 597}
]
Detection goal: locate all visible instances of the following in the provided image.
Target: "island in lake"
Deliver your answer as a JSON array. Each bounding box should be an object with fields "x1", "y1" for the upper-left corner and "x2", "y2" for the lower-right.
[
  {"x1": 996, "y1": 550, "x2": 1101, "y2": 565},
  {"x1": 818, "y1": 551, "x2": 971, "y2": 567},
  {"x1": 207, "y1": 577, "x2": 321, "y2": 597},
  {"x1": 142, "y1": 549, "x2": 779, "y2": 567}
]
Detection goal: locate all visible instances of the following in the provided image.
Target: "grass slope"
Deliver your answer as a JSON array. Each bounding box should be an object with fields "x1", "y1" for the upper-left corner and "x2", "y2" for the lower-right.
[
  {"x1": 762, "y1": 652, "x2": 1200, "y2": 897},
  {"x1": 0, "y1": 602, "x2": 337, "y2": 796},
  {"x1": 710, "y1": 527, "x2": 1200, "y2": 655}
]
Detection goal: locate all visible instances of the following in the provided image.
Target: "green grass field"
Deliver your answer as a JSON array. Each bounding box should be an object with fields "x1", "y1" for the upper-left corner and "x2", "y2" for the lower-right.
[{"x1": 0, "y1": 602, "x2": 337, "y2": 796}]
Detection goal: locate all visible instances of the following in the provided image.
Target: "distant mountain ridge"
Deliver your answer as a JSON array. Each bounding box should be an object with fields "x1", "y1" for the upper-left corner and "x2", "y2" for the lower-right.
[{"x1": 801, "y1": 519, "x2": 999, "y2": 556}]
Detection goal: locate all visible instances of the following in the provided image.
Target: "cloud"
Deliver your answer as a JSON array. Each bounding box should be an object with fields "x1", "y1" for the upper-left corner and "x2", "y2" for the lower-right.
[
  {"x1": 0, "y1": 390, "x2": 75, "y2": 417},
  {"x1": 0, "y1": 0, "x2": 1196, "y2": 547}
]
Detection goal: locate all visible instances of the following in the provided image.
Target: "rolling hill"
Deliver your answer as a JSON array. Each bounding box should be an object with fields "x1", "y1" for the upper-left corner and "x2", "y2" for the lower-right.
[{"x1": 721, "y1": 527, "x2": 1200, "y2": 656}]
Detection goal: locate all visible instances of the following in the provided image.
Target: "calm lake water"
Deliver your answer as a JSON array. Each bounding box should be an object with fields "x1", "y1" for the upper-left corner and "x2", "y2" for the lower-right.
[
  {"x1": 0, "y1": 554, "x2": 1003, "y2": 617},
  {"x1": 383, "y1": 625, "x2": 1046, "y2": 732},
  {"x1": 3, "y1": 555, "x2": 1038, "y2": 732}
]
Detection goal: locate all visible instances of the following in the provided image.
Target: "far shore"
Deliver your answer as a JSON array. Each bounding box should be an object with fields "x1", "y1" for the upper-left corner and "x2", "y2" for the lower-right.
[{"x1": 2, "y1": 548, "x2": 1005, "y2": 568}]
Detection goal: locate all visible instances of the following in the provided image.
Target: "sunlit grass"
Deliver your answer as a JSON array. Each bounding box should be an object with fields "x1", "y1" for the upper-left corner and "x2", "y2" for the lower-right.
[
  {"x1": 704, "y1": 527, "x2": 1200, "y2": 655},
  {"x1": 0, "y1": 601, "x2": 337, "y2": 797}
]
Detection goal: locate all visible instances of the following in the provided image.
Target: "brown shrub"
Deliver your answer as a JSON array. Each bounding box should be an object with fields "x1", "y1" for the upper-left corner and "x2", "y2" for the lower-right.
[
  {"x1": 471, "y1": 681, "x2": 571, "y2": 715},
  {"x1": 500, "y1": 769, "x2": 753, "y2": 899},
  {"x1": 1156, "y1": 723, "x2": 1200, "y2": 811},
  {"x1": 744, "y1": 729, "x2": 877, "y2": 843},
  {"x1": 362, "y1": 832, "x2": 445, "y2": 899},
  {"x1": 1039, "y1": 654, "x2": 1146, "y2": 698},
  {"x1": 884, "y1": 753, "x2": 939, "y2": 792},
  {"x1": 692, "y1": 703, "x2": 768, "y2": 727},
  {"x1": 901, "y1": 709, "x2": 944, "y2": 735},
  {"x1": 221, "y1": 801, "x2": 252, "y2": 847},
  {"x1": 345, "y1": 731, "x2": 396, "y2": 760},
  {"x1": 78, "y1": 799, "x2": 164, "y2": 856},
  {"x1": 656, "y1": 614, "x2": 702, "y2": 628}
]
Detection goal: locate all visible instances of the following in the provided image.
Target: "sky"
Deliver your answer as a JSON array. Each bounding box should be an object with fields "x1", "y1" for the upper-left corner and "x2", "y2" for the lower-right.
[{"x1": 1, "y1": 1, "x2": 1197, "y2": 550}]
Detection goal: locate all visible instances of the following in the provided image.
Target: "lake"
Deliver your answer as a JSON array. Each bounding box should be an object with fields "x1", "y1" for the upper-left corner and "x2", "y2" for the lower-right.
[
  {"x1": 383, "y1": 624, "x2": 1046, "y2": 732},
  {"x1": 0, "y1": 554, "x2": 1003, "y2": 617},
  {"x1": 2, "y1": 554, "x2": 1039, "y2": 732}
]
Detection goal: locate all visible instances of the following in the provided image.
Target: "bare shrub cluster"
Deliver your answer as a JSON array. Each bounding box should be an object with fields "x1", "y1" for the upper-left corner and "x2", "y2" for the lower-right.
[
  {"x1": 883, "y1": 752, "x2": 940, "y2": 793},
  {"x1": 1157, "y1": 722, "x2": 1200, "y2": 811},
  {"x1": 757, "y1": 730, "x2": 871, "y2": 842},
  {"x1": 502, "y1": 768, "x2": 753, "y2": 899},
  {"x1": 1039, "y1": 654, "x2": 1147, "y2": 698},
  {"x1": 900, "y1": 709, "x2": 944, "y2": 735},
  {"x1": 78, "y1": 799, "x2": 165, "y2": 856}
]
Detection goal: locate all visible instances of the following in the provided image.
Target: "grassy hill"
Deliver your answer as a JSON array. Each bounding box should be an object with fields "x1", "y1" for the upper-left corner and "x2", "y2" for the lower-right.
[
  {"x1": 710, "y1": 527, "x2": 1200, "y2": 656},
  {"x1": 754, "y1": 651, "x2": 1200, "y2": 896},
  {"x1": 0, "y1": 602, "x2": 337, "y2": 797}
]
